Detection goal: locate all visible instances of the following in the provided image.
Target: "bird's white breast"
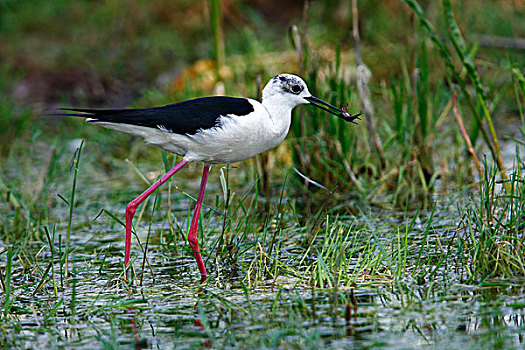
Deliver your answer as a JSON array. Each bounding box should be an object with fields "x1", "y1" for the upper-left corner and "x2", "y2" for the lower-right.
[{"x1": 183, "y1": 99, "x2": 291, "y2": 163}]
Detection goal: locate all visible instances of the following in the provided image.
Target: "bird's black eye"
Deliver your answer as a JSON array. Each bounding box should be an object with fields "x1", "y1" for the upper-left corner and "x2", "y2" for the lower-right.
[{"x1": 291, "y1": 85, "x2": 302, "y2": 93}]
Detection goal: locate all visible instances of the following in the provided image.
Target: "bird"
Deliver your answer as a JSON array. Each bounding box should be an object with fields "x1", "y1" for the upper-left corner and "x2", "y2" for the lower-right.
[{"x1": 56, "y1": 73, "x2": 361, "y2": 283}]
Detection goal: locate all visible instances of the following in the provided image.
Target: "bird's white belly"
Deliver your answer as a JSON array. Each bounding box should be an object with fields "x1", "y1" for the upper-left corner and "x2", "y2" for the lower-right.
[{"x1": 184, "y1": 113, "x2": 287, "y2": 164}]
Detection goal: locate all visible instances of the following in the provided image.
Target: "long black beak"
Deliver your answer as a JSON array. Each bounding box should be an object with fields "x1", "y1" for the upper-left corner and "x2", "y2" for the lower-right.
[{"x1": 304, "y1": 96, "x2": 362, "y2": 123}]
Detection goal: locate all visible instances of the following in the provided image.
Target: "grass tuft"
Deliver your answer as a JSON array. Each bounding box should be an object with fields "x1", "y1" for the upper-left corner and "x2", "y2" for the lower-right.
[{"x1": 458, "y1": 155, "x2": 525, "y2": 279}]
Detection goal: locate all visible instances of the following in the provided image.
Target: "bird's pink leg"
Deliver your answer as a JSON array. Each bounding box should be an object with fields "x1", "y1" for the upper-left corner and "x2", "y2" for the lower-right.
[
  {"x1": 188, "y1": 165, "x2": 211, "y2": 283},
  {"x1": 124, "y1": 159, "x2": 189, "y2": 271}
]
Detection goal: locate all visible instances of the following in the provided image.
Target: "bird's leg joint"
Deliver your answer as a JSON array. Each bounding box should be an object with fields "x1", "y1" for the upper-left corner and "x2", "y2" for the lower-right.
[
  {"x1": 188, "y1": 230, "x2": 200, "y2": 252},
  {"x1": 126, "y1": 202, "x2": 137, "y2": 217}
]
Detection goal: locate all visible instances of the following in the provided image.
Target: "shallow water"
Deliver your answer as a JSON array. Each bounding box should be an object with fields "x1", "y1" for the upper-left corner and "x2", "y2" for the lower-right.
[
  {"x1": 1, "y1": 146, "x2": 524, "y2": 349},
  {"x1": 2, "y1": 191, "x2": 524, "y2": 349}
]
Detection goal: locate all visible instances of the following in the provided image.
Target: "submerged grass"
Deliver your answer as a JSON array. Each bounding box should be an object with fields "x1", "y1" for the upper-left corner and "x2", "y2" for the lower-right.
[{"x1": 0, "y1": 141, "x2": 523, "y2": 348}]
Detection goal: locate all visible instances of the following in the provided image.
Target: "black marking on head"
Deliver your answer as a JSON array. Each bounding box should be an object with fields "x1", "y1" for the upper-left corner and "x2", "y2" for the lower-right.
[
  {"x1": 274, "y1": 74, "x2": 304, "y2": 95},
  {"x1": 59, "y1": 96, "x2": 255, "y2": 135}
]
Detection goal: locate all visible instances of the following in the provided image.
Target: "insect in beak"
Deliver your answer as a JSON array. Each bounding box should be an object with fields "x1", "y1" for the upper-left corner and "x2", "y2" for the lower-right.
[{"x1": 305, "y1": 96, "x2": 362, "y2": 123}]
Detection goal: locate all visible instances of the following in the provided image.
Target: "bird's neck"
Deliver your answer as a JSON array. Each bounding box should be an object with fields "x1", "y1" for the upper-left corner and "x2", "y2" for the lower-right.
[{"x1": 261, "y1": 96, "x2": 295, "y2": 136}]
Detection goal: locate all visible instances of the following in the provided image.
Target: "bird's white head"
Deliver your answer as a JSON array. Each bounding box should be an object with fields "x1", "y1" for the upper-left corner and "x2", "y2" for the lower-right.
[
  {"x1": 262, "y1": 73, "x2": 362, "y2": 123},
  {"x1": 262, "y1": 73, "x2": 311, "y2": 108}
]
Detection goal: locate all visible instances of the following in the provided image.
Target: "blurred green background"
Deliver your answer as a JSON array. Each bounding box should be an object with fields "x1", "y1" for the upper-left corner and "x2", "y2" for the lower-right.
[{"x1": 1, "y1": 0, "x2": 525, "y2": 212}]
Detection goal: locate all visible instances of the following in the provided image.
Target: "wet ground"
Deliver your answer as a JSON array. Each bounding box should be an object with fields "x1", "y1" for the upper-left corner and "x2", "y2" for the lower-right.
[
  {"x1": 0, "y1": 134, "x2": 522, "y2": 349},
  {"x1": 2, "y1": 166, "x2": 524, "y2": 349}
]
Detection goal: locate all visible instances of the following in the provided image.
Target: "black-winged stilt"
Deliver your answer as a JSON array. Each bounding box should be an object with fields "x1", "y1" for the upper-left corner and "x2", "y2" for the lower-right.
[{"x1": 57, "y1": 73, "x2": 361, "y2": 283}]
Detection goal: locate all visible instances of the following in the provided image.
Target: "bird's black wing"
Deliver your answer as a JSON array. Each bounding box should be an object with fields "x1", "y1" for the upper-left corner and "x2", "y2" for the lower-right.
[{"x1": 58, "y1": 96, "x2": 255, "y2": 135}]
